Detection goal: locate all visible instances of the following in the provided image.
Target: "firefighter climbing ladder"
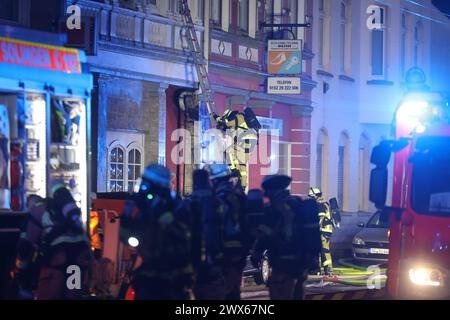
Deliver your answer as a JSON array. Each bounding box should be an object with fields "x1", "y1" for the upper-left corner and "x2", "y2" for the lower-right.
[{"x1": 179, "y1": 0, "x2": 216, "y2": 119}]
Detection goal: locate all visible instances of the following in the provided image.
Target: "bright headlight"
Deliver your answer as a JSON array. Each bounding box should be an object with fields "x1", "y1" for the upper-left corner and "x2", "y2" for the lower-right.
[
  {"x1": 352, "y1": 237, "x2": 365, "y2": 246},
  {"x1": 409, "y1": 267, "x2": 443, "y2": 287},
  {"x1": 397, "y1": 100, "x2": 429, "y2": 127},
  {"x1": 128, "y1": 237, "x2": 140, "y2": 248}
]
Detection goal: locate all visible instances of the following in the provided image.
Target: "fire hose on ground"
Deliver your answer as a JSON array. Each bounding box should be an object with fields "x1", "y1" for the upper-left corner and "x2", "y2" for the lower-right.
[{"x1": 305, "y1": 258, "x2": 387, "y2": 287}]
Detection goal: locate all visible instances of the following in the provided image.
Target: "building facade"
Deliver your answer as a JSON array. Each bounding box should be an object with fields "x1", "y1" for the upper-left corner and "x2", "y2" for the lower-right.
[
  {"x1": 205, "y1": 0, "x2": 316, "y2": 197},
  {"x1": 310, "y1": 0, "x2": 449, "y2": 212},
  {"x1": 64, "y1": 0, "x2": 206, "y2": 193},
  {"x1": 74, "y1": 0, "x2": 317, "y2": 196}
]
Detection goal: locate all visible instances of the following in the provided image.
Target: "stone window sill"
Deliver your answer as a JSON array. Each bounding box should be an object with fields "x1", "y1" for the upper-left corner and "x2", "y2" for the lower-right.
[
  {"x1": 317, "y1": 70, "x2": 334, "y2": 78},
  {"x1": 366, "y1": 79, "x2": 394, "y2": 86},
  {"x1": 339, "y1": 75, "x2": 355, "y2": 82}
]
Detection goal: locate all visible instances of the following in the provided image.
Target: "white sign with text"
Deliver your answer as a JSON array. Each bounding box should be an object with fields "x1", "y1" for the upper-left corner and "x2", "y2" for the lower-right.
[{"x1": 267, "y1": 77, "x2": 301, "y2": 95}]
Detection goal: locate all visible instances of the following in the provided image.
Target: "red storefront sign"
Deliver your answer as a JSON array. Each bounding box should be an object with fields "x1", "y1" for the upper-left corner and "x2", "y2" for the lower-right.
[{"x1": 0, "y1": 37, "x2": 81, "y2": 74}]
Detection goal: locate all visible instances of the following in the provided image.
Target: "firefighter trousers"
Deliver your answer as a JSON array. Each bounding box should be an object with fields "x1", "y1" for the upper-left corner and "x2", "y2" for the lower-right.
[{"x1": 320, "y1": 235, "x2": 333, "y2": 272}]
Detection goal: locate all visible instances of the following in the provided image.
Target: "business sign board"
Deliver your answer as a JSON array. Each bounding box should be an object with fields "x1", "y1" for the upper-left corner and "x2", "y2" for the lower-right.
[
  {"x1": 267, "y1": 77, "x2": 301, "y2": 95},
  {"x1": 0, "y1": 37, "x2": 81, "y2": 74},
  {"x1": 268, "y1": 40, "x2": 302, "y2": 75}
]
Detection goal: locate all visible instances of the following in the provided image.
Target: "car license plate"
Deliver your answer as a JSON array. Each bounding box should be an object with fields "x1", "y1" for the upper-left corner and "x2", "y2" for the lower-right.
[{"x1": 369, "y1": 248, "x2": 389, "y2": 255}]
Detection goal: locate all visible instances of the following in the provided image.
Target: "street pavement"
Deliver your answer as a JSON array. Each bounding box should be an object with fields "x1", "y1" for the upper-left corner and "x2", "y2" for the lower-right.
[{"x1": 241, "y1": 211, "x2": 388, "y2": 301}]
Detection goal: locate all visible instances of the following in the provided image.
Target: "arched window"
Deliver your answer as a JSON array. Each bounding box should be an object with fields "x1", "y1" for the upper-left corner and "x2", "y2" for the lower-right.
[
  {"x1": 338, "y1": 132, "x2": 350, "y2": 210},
  {"x1": 316, "y1": 128, "x2": 329, "y2": 195},
  {"x1": 359, "y1": 134, "x2": 370, "y2": 212},
  {"x1": 109, "y1": 146, "x2": 125, "y2": 192},
  {"x1": 108, "y1": 140, "x2": 144, "y2": 193}
]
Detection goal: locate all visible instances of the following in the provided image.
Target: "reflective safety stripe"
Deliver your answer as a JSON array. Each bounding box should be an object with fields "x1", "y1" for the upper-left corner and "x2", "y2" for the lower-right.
[
  {"x1": 323, "y1": 260, "x2": 332, "y2": 267},
  {"x1": 62, "y1": 202, "x2": 78, "y2": 217},
  {"x1": 50, "y1": 234, "x2": 88, "y2": 247},
  {"x1": 318, "y1": 212, "x2": 327, "y2": 217},
  {"x1": 321, "y1": 228, "x2": 333, "y2": 234}
]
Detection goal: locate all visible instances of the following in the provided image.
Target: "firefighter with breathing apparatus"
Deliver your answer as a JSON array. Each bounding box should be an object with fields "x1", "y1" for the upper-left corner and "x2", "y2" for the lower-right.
[
  {"x1": 308, "y1": 187, "x2": 336, "y2": 276},
  {"x1": 120, "y1": 164, "x2": 194, "y2": 300},
  {"x1": 211, "y1": 108, "x2": 261, "y2": 189},
  {"x1": 253, "y1": 175, "x2": 322, "y2": 300},
  {"x1": 207, "y1": 164, "x2": 248, "y2": 300}
]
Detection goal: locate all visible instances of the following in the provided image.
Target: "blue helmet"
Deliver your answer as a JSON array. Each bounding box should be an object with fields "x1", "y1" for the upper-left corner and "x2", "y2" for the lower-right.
[
  {"x1": 207, "y1": 164, "x2": 232, "y2": 181},
  {"x1": 142, "y1": 164, "x2": 172, "y2": 189}
]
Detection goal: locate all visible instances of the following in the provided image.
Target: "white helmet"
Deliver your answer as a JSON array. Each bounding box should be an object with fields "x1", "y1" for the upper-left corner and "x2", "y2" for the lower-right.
[{"x1": 308, "y1": 187, "x2": 322, "y2": 198}]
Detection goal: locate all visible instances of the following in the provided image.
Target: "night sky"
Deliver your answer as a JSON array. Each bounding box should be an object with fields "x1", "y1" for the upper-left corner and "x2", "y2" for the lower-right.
[{"x1": 432, "y1": 0, "x2": 450, "y2": 17}]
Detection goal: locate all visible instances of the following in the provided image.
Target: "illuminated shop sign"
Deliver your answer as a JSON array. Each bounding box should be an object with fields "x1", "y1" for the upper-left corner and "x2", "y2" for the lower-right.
[{"x1": 0, "y1": 37, "x2": 81, "y2": 74}]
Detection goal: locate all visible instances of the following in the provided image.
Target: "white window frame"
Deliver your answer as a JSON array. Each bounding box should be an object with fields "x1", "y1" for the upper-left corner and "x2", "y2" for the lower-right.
[
  {"x1": 107, "y1": 142, "x2": 126, "y2": 192},
  {"x1": 107, "y1": 132, "x2": 145, "y2": 193},
  {"x1": 125, "y1": 142, "x2": 144, "y2": 192}
]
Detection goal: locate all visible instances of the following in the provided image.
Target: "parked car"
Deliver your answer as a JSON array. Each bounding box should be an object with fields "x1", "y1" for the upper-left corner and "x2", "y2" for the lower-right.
[
  {"x1": 352, "y1": 211, "x2": 390, "y2": 264},
  {"x1": 243, "y1": 251, "x2": 271, "y2": 285}
]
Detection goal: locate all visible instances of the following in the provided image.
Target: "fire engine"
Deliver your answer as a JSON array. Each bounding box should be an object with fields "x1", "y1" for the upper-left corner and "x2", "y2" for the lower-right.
[{"x1": 369, "y1": 68, "x2": 450, "y2": 299}]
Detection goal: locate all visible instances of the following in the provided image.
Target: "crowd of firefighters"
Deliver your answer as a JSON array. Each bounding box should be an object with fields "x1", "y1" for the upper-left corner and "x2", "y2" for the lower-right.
[
  {"x1": 2, "y1": 161, "x2": 340, "y2": 300},
  {"x1": 1, "y1": 108, "x2": 342, "y2": 300}
]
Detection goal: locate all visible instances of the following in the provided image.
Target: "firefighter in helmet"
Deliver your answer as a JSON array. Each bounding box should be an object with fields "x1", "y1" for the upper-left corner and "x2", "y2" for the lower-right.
[
  {"x1": 207, "y1": 163, "x2": 248, "y2": 300},
  {"x1": 309, "y1": 187, "x2": 333, "y2": 275},
  {"x1": 14, "y1": 181, "x2": 90, "y2": 300},
  {"x1": 253, "y1": 175, "x2": 321, "y2": 300},
  {"x1": 211, "y1": 108, "x2": 260, "y2": 188},
  {"x1": 120, "y1": 164, "x2": 194, "y2": 300}
]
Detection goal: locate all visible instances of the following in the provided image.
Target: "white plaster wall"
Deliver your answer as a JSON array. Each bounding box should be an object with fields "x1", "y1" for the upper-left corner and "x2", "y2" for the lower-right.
[{"x1": 310, "y1": 0, "x2": 444, "y2": 213}]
